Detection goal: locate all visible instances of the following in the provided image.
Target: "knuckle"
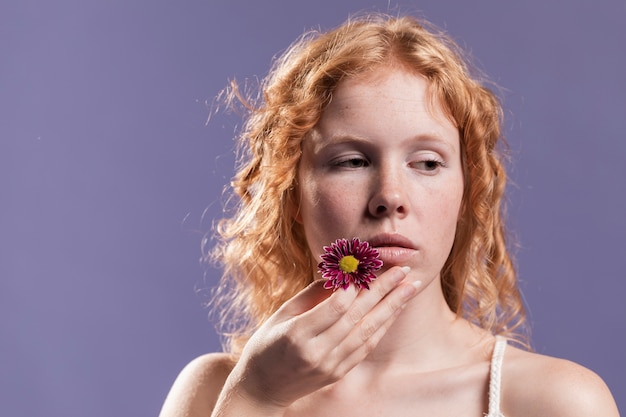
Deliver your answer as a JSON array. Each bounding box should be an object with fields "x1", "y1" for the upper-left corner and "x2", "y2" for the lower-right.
[
  {"x1": 313, "y1": 356, "x2": 344, "y2": 384},
  {"x1": 384, "y1": 296, "x2": 402, "y2": 315},
  {"x1": 281, "y1": 321, "x2": 303, "y2": 348},
  {"x1": 329, "y1": 297, "x2": 349, "y2": 316},
  {"x1": 294, "y1": 346, "x2": 322, "y2": 373},
  {"x1": 363, "y1": 337, "x2": 378, "y2": 355},
  {"x1": 346, "y1": 305, "x2": 364, "y2": 325},
  {"x1": 375, "y1": 280, "x2": 390, "y2": 298},
  {"x1": 359, "y1": 319, "x2": 378, "y2": 342},
  {"x1": 316, "y1": 358, "x2": 336, "y2": 378},
  {"x1": 327, "y1": 368, "x2": 343, "y2": 383},
  {"x1": 306, "y1": 352, "x2": 324, "y2": 372},
  {"x1": 320, "y1": 356, "x2": 345, "y2": 383},
  {"x1": 331, "y1": 361, "x2": 348, "y2": 379}
]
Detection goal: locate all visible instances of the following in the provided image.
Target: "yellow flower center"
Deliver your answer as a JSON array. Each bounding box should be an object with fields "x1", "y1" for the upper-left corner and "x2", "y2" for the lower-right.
[{"x1": 338, "y1": 255, "x2": 359, "y2": 273}]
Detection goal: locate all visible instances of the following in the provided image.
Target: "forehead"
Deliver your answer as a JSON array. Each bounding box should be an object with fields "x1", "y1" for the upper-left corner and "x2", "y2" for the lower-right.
[
  {"x1": 334, "y1": 66, "x2": 428, "y2": 100},
  {"x1": 312, "y1": 67, "x2": 458, "y2": 144}
]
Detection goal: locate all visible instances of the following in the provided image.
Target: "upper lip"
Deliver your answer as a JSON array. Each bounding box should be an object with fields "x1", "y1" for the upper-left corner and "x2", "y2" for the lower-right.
[{"x1": 367, "y1": 233, "x2": 417, "y2": 250}]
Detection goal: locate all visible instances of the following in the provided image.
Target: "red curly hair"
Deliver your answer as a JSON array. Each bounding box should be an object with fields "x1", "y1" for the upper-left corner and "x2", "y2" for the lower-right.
[{"x1": 207, "y1": 13, "x2": 528, "y2": 355}]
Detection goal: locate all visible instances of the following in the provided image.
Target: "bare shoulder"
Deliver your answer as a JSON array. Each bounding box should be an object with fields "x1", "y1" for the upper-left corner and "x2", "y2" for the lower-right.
[
  {"x1": 159, "y1": 352, "x2": 236, "y2": 417},
  {"x1": 501, "y1": 346, "x2": 620, "y2": 417}
]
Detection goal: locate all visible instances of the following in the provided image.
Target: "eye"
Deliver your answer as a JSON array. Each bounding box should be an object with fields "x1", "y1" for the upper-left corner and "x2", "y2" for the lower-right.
[
  {"x1": 334, "y1": 157, "x2": 370, "y2": 169},
  {"x1": 411, "y1": 157, "x2": 446, "y2": 173}
]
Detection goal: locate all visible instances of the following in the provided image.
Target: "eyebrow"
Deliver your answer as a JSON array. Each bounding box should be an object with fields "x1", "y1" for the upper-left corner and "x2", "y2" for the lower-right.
[
  {"x1": 312, "y1": 131, "x2": 459, "y2": 155},
  {"x1": 409, "y1": 133, "x2": 458, "y2": 153}
]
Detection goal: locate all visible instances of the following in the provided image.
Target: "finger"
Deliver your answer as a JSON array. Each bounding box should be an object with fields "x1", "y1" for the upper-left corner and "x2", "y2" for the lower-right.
[
  {"x1": 315, "y1": 266, "x2": 412, "y2": 336},
  {"x1": 320, "y1": 276, "x2": 420, "y2": 366},
  {"x1": 292, "y1": 282, "x2": 360, "y2": 337},
  {"x1": 332, "y1": 300, "x2": 406, "y2": 375},
  {"x1": 270, "y1": 278, "x2": 361, "y2": 339},
  {"x1": 337, "y1": 280, "x2": 419, "y2": 358},
  {"x1": 301, "y1": 279, "x2": 418, "y2": 380},
  {"x1": 302, "y1": 266, "x2": 411, "y2": 338}
]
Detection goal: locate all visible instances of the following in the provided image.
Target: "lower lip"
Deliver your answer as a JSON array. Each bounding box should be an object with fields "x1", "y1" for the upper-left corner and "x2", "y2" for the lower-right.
[{"x1": 374, "y1": 246, "x2": 418, "y2": 265}]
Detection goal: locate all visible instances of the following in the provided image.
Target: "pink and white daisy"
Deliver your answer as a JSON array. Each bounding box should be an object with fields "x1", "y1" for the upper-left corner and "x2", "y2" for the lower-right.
[{"x1": 317, "y1": 238, "x2": 383, "y2": 290}]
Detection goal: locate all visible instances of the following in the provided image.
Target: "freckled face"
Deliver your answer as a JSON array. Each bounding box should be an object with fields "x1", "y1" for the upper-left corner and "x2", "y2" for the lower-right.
[{"x1": 296, "y1": 67, "x2": 464, "y2": 286}]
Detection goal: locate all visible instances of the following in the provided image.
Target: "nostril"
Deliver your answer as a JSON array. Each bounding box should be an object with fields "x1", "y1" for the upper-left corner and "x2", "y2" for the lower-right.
[{"x1": 369, "y1": 190, "x2": 407, "y2": 218}]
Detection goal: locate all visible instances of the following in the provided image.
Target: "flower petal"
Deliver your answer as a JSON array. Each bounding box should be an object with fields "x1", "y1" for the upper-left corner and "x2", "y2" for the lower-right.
[{"x1": 317, "y1": 238, "x2": 383, "y2": 290}]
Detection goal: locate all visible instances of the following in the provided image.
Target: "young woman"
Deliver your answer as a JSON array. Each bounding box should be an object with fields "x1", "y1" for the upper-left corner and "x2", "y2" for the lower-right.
[{"x1": 159, "y1": 14, "x2": 619, "y2": 417}]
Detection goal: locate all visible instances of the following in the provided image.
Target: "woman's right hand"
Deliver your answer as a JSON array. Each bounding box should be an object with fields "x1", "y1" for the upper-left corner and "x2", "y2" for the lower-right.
[{"x1": 214, "y1": 266, "x2": 420, "y2": 415}]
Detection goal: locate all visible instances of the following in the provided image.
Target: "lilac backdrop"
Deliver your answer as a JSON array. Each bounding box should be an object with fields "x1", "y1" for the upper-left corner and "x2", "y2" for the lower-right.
[{"x1": 1, "y1": 1, "x2": 624, "y2": 415}]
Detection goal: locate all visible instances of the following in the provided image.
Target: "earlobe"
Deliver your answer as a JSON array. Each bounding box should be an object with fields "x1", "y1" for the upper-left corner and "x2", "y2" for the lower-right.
[
  {"x1": 287, "y1": 183, "x2": 303, "y2": 224},
  {"x1": 291, "y1": 199, "x2": 303, "y2": 224},
  {"x1": 293, "y1": 208, "x2": 303, "y2": 224}
]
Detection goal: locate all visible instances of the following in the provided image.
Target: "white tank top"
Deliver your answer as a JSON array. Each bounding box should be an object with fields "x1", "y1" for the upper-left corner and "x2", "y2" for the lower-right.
[{"x1": 485, "y1": 336, "x2": 507, "y2": 417}]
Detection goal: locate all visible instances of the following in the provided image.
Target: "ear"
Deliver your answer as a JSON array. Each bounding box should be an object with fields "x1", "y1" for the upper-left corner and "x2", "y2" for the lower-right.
[
  {"x1": 287, "y1": 180, "x2": 303, "y2": 224},
  {"x1": 291, "y1": 197, "x2": 303, "y2": 224},
  {"x1": 293, "y1": 211, "x2": 303, "y2": 224}
]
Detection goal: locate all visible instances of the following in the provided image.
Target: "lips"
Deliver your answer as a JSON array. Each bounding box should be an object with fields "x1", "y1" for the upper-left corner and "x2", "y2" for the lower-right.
[
  {"x1": 368, "y1": 233, "x2": 416, "y2": 249},
  {"x1": 367, "y1": 233, "x2": 418, "y2": 265}
]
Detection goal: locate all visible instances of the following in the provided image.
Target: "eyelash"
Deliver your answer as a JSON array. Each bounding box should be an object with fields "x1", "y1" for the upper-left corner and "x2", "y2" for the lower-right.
[
  {"x1": 412, "y1": 158, "x2": 447, "y2": 171},
  {"x1": 332, "y1": 156, "x2": 446, "y2": 172},
  {"x1": 334, "y1": 157, "x2": 370, "y2": 168}
]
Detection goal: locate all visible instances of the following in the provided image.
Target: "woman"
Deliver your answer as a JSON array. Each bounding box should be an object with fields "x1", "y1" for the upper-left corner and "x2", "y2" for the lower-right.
[{"x1": 160, "y1": 14, "x2": 619, "y2": 417}]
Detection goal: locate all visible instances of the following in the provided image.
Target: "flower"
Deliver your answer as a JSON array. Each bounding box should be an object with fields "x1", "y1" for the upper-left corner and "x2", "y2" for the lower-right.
[{"x1": 317, "y1": 238, "x2": 383, "y2": 290}]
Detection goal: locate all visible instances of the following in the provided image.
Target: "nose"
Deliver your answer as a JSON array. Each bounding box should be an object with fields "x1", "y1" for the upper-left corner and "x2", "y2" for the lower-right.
[{"x1": 367, "y1": 164, "x2": 408, "y2": 218}]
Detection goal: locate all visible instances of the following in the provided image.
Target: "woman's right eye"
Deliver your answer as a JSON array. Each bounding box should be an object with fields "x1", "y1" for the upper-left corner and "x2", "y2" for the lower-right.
[{"x1": 334, "y1": 157, "x2": 369, "y2": 168}]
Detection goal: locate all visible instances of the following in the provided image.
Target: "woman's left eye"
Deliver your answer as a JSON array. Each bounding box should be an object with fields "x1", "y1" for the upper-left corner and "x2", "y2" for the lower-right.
[{"x1": 411, "y1": 158, "x2": 445, "y2": 172}]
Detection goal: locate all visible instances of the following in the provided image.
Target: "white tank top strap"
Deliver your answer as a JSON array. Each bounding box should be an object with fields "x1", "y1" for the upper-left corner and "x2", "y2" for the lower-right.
[{"x1": 485, "y1": 335, "x2": 507, "y2": 417}]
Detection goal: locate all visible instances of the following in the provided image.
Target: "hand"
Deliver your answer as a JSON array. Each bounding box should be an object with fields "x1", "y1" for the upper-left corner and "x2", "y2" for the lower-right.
[{"x1": 225, "y1": 266, "x2": 420, "y2": 410}]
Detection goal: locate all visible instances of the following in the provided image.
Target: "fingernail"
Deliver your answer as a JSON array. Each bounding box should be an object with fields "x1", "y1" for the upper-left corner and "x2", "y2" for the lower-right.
[
  {"x1": 411, "y1": 280, "x2": 422, "y2": 289},
  {"x1": 400, "y1": 266, "x2": 411, "y2": 274}
]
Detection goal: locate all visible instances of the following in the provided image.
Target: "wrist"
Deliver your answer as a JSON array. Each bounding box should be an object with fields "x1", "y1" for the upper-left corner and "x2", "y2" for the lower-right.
[{"x1": 212, "y1": 368, "x2": 289, "y2": 417}]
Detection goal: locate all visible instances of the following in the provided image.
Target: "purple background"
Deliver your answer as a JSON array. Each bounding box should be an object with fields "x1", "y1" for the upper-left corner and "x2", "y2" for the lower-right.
[{"x1": 1, "y1": 1, "x2": 624, "y2": 415}]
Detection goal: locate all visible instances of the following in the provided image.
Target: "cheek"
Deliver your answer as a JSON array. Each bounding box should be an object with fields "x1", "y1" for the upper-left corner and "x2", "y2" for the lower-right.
[
  {"x1": 428, "y1": 181, "x2": 464, "y2": 246},
  {"x1": 300, "y1": 179, "x2": 355, "y2": 227},
  {"x1": 297, "y1": 175, "x2": 363, "y2": 246}
]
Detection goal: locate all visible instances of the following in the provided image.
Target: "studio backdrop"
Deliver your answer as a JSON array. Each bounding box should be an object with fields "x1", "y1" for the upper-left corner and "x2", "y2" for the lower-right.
[{"x1": 1, "y1": 1, "x2": 624, "y2": 416}]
